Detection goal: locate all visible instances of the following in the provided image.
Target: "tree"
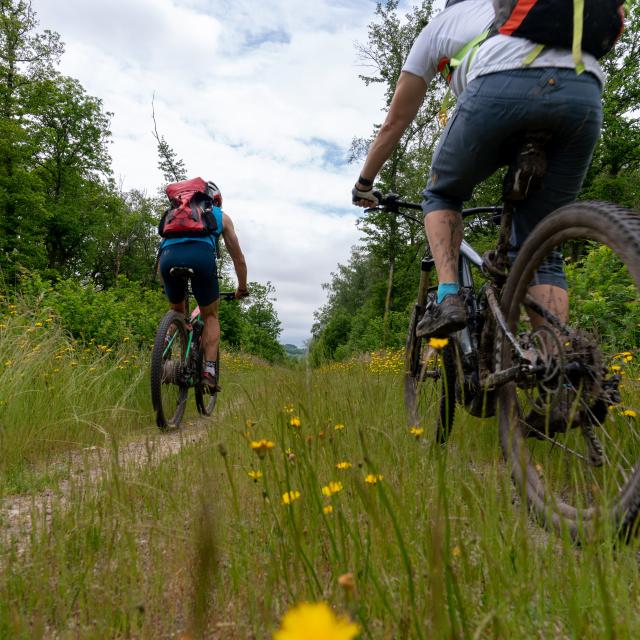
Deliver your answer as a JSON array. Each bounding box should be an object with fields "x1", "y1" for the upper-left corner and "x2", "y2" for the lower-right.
[
  {"x1": 351, "y1": 0, "x2": 438, "y2": 342},
  {"x1": 583, "y1": 1, "x2": 640, "y2": 208},
  {"x1": 152, "y1": 96, "x2": 187, "y2": 184},
  {"x1": 28, "y1": 74, "x2": 113, "y2": 274},
  {"x1": 240, "y1": 282, "x2": 285, "y2": 362},
  {"x1": 0, "y1": 0, "x2": 63, "y2": 276}
]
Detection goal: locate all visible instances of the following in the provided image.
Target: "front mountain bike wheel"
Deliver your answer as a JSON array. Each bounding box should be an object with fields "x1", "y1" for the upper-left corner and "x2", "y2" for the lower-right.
[
  {"x1": 151, "y1": 310, "x2": 189, "y2": 430},
  {"x1": 195, "y1": 348, "x2": 219, "y2": 416},
  {"x1": 404, "y1": 300, "x2": 456, "y2": 444},
  {"x1": 498, "y1": 201, "x2": 640, "y2": 540}
]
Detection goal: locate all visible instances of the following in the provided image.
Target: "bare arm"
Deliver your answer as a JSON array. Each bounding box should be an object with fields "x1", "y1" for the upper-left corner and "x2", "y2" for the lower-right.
[
  {"x1": 353, "y1": 72, "x2": 428, "y2": 205},
  {"x1": 221, "y1": 213, "x2": 248, "y2": 297}
]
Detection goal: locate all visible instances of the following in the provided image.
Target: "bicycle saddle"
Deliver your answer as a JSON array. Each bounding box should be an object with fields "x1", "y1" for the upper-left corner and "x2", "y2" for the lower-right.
[
  {"x1": 503, "y1": 132, "x2": 551, "y2": 202},
  {"x1": 169, "y1": 266, "x2": 195, "y2": 278}
]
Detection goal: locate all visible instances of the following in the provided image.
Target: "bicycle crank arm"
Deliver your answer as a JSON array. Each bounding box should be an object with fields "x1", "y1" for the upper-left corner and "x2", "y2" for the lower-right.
[{"x1": 482, "y1": 363, "x2": 545, "y2": 390}]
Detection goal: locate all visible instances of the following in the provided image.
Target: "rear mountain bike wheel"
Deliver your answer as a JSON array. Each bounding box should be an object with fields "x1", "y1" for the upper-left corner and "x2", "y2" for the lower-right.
[
  {"x1": 151, "y1": 310, "x2": 189, "y2": 430},
  {"x1": 195, "y1": 348, "x2": 219, "y2": 416},
  {"x1": 498, "y1": 201, "x2": 640, "y2": 540},
  {"x1": 404, "y1": 300, "x2": 456, "y2": 444}
]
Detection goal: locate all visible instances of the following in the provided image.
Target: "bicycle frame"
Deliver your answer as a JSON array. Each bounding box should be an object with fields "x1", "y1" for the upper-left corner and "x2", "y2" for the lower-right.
[
  {"x1": 381, "y1": 197, "x2": 543, "y2": 391},
  {"x1": 162, "y1": 283, "x2": 236, "y2": 386}
]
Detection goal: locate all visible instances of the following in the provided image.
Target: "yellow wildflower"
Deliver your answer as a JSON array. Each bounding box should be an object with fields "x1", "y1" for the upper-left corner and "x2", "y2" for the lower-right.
[
  {"x1": 409, "y1": 426, "x2": 424, "y2": 438},
  {"x1": 123, "y1": 336, "x2": 130, "y2": 342},
  {"x1": 34, "y1": 321, "x2": 43, "y2": 327},
  {"x1": 322, "y1": 481, "x2": 343, "y2": 497},
  {"x1": 250, "y1": 439, "x2": 275, "y2": 458},
  {"x1": 283, "y1": 403, "x2": 295, "y2": 413},
  {"x1": 282, "y1": 490, "x2": 301, "y2": 505},
  {"x1": 428, "y1": 337, "x2": 449, "y2": 349},
  {"x1": 452, "y1": 546, "x2": 461, "y2": 558},
  {"x1": 289, "y1": 416, "x2": 301, "y2": 429},
  {"x1": 621, "y1": 409, "x2": 637, "y2": 418},
  {"x1": 365, "y1": 474, "x2": 383, "y2": 485},
  {"x1": 4, "y1": 360, "x2": 13, "y2": 367},
  {"x1": 246, "y1": 419, "x2": 256, "y2": 428},
  {"x1": 273, "y1": 601, "x2": 359, "y2": 640},
  {"x1": 336, "y1": 461, "x2": 352, "y2": 470},
  {"x1": 334, "y1": 423, "x2": 345, "y2": 431},
  {"x1": 323, "y1": 505, "x2": 333, "y2": 514},
  {"x1": 248, "y1": 470, "x2": 263, "y2": 482},
  {"x1": 610, "y1": 364, "x2": 622, "y2": 373}
]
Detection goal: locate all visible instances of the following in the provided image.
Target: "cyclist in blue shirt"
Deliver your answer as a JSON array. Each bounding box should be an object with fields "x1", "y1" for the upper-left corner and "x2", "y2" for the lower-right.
[{"x1": 159, "y1": 182, "x2": 248, "y2": 389}]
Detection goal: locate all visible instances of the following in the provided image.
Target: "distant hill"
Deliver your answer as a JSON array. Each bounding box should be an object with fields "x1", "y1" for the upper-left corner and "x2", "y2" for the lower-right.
[{"x1": 283, "y1": 344, "x2": 306, "y2": 359}]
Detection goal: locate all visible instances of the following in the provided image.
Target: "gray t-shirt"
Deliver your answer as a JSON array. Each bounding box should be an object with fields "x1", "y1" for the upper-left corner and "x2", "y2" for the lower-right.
[{"x1": 402, "y1": 0, "x2": 604, "y2": 97}]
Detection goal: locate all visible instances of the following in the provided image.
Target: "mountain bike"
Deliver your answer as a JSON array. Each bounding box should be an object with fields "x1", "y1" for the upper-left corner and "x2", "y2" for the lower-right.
[
  {"x1": 371, "y1": 133, "x2": 640, "y2": 540},
  {"x1": 150, "y1": 266, "x2": 237, "y2": 430}
]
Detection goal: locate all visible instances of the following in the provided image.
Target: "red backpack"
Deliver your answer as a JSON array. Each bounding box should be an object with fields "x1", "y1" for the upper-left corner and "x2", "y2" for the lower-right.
[{"x1": 158, "y1": 177, "x2": 220, "y2": 239}]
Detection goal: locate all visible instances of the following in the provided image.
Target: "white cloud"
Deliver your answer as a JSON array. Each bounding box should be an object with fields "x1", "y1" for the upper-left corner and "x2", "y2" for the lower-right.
[{"x1": 31, "y1": 0, "x2": 390, "y2": 345}]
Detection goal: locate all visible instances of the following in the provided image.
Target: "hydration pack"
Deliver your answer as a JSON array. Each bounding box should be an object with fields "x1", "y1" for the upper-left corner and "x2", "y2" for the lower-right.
[
  {"x1": 493, "y1": 0, "x2": 625, "y2": 60},
  {"x1": 158, "y1": 177, "x2": 220, "y2": 239}
]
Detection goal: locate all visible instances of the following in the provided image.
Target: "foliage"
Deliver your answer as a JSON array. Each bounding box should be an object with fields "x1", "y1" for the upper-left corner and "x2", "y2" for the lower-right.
[{"x1": 566, "y1": 243, "x2": 640, "y2": 348}]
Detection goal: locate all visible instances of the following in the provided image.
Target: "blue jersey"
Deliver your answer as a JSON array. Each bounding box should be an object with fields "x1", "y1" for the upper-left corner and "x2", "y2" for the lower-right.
[{"x1": 160, "y1": 206, "x2": 223, "y2": 253}]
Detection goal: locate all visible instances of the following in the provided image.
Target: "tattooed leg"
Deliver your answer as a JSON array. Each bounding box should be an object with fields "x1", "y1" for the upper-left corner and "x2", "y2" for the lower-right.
[{"x1": 424, "y1": 209, "x2": 462, "y2": 284}]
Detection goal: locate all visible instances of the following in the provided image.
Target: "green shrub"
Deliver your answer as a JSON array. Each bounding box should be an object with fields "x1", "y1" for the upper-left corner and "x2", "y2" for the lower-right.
[{"x1": 566, "y1": 243, "x2": 640, "y2": 349}]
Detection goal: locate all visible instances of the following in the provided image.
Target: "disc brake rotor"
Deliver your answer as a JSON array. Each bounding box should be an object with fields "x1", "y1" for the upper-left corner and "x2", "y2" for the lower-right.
[{"x1": 523, "y1": 325, "x2": 565, "y2": 413}]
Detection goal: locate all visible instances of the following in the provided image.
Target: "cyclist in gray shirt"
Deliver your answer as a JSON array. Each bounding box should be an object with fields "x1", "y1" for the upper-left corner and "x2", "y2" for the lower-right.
[{"x1": 353, "y1": 0, "x2": 618, "y2": 338}]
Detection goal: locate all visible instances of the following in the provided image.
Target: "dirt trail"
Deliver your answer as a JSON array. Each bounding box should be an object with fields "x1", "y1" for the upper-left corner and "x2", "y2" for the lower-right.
[{"x1": 0, "y1": 410, "x2": 229, "y2": 551}]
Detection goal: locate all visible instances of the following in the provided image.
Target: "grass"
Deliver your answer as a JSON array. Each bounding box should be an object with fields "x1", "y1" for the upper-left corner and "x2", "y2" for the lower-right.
[{"x1": 1, "y1": 317, "x2": 640, "y2": 637}]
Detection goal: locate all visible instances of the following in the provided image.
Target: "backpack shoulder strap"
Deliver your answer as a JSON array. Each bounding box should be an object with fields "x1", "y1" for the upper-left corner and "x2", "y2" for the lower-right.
[{"x1": 212, "y1": 206, "x2": 223, "y2": 237}]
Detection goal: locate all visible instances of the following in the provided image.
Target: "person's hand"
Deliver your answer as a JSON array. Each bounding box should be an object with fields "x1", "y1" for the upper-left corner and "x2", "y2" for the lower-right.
[
  {"x1": 352, "y1": 184, "x2": 379, "y2": 208},
  {"x1": 235, "y1": 287, "x2": 249, "y2": 299}
]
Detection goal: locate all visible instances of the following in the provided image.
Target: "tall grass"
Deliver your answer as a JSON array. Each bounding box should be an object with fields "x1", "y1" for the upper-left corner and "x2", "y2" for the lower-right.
[
  {"x1": 0, "y1": 304, "x2": 153, "y2": 492},
  {"x1": 2, "y1": 344, "x2": 640, "y2": 637}
]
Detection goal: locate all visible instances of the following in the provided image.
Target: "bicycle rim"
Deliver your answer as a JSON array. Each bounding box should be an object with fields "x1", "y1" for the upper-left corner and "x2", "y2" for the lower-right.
[
  {"x1": 498, "y1": 201, "x2": 640, "y2": 540},
  {"x1": 151, "y1": 311, "x2": 189, "y2": 430}
]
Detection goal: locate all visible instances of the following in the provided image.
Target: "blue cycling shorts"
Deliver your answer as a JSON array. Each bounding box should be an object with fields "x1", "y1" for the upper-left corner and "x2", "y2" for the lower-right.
[{"x1": 159, "y1": 241, "x2": 219, "y2": 307}]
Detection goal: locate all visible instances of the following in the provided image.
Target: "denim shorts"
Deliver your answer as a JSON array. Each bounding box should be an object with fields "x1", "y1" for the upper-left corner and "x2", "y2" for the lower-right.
[
  {"x1": 423, "y1": 68, "x2": 603, "y2": 288},
  {"x1": 159, "y1": 241, "x2": 219, "y2": 306}
]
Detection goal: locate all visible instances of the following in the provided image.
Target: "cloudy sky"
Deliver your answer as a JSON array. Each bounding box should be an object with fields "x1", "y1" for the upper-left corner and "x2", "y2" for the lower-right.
[{"x1": 30, "y1": 0, "x2": 423, "y2": 346}]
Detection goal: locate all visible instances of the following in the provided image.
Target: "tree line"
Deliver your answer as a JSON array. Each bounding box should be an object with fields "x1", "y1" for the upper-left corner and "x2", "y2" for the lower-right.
[
  {"x1": 0, "y1": 0, "x2": 285, "y2": 361},
  {"x1": 310, "y1": 0, "x2": 640, "y2": 364}
]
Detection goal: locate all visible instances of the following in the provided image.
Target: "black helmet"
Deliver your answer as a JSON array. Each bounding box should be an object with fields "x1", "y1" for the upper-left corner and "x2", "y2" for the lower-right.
[{"x1": 445, "y1": 0, "x2": 468, "y2": 7}]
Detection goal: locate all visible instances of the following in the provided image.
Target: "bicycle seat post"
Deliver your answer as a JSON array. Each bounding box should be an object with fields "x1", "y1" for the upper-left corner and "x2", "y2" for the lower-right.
[{"x1": 484, "y1": 132, "x2": 551, "y2": 284}]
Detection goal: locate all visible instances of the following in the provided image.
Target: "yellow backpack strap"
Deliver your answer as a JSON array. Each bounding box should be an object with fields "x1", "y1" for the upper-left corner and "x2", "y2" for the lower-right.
[
  {"x1": 448, "y1": 29, "x2": 490, "y2": 72},
  {"x1": 438, "y1": 89, "x2": 456, "y2": 127},
  {"x1": 438, "y1": 29, "x2": 490, "y2": 125},
  {"x1": 523, "y1": 43, "x2": 545, "y2": 65},
  {"x1": 572, "y1": 0, "x2": 586, "y2": 74}
]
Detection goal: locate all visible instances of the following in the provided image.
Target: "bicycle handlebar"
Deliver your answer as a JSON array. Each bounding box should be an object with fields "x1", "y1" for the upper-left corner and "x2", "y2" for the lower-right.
[{"x1": 366, "y1": 192, "x2": 502, "y2": 223}]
